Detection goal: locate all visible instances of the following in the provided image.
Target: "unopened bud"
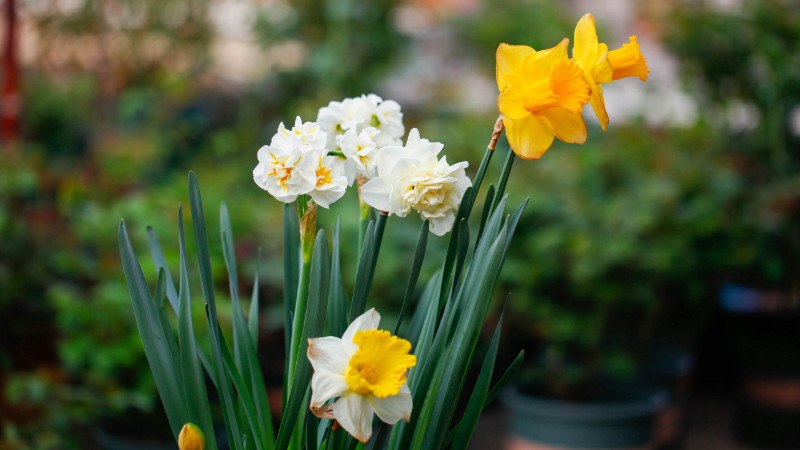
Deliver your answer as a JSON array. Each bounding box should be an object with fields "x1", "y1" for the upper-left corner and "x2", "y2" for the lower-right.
[{"x1": 178, "y1": 423, "x2": 205, "y2": 450}]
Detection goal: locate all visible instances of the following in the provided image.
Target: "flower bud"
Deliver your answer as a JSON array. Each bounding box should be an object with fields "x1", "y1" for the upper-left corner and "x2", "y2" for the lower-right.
[{"x1": 178, "y1": 423, "x2": 205, "y2": 450}]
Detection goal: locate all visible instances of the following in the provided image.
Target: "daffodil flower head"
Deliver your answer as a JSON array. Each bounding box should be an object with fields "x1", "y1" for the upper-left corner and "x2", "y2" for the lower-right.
[
  {"x1": 339, "y1": 126, "x2": 382, "y2": 181},
  {"x1": 362, "y1": 94, "x2": 405, "y2": 147},
  {"x1": 360, "y1": 129, "x2": 471, "y2": 236},
  {"x1": 253, "y1": 132, "x2": 317, "y2": 203},
  {"x1": 274, "y1": 116, "x2": 327, "y2": 151},
  {"x1": 496, "y1": 39, "x2": 591, "y2": 160},
  {"x1": 317, "y1": 94, "x2": 406, "y2": 152},
  {"x1": 308, "y1": 154, "x2": 348, "y2": 208},
  {"x1": 572, "y1": 13, "x2": 614, "y2": 130},
  {"x1": 307, "y1": 309, "x2": 417, "y2": 443}
]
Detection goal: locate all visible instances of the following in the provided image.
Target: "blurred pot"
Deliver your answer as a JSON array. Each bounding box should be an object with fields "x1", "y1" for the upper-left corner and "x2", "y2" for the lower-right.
[
  {"x1": 502, "y1": 385, "x2": 668, "y2": 449},
  {"x1": 721, "y1": 284, "x2": 800, "y2": 448}
]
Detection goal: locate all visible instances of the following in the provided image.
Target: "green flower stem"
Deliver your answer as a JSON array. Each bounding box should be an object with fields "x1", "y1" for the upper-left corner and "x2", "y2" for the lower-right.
[
  {"x1": 358, "y1": 197, "x2": 371, "y2": 254},
  {"x1": 287, "y1": 256, "x2": 311, "y2": 393},
  {"x1": 469, "y1": 146, "x2": 494, "y2": 212},
  {"x1": 492, "y1": 148, "x2": 516, "y2": 211}
]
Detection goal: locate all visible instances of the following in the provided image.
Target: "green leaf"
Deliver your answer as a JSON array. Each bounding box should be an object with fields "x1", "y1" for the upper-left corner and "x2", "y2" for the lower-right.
[
  {"x1": 118, "y1": 220, "x2": 188, "y2": 440},
  {"x1": 327, "y1": 218, "x2": 347, "y2": 337},
  {"x1": 275, "y1": 230, "x2": 330, "y2": 450},
  {"x1": 146, "y1": 226, "x2": 179, "y2": 311},
  {"x1": 188, "y1": 172, "x2": 244, "y2": 450},
  {"x1": 475, "y1": 184, "x2": 495, "y2": 246},
  {"x1": 221, "y1": 202, "x2": 275, "y2": 449},
  {"x1": 349, "y1": 220, "x2": 375, "y2": 322},
  {"x1": 394, "y1": 220, "x2": 429, "y2": 335},
  {"x1": 449, "y1": 314, "x2": 504, "y2": 450},
  {"x1": 283, "y1": 203, "x2": 300, "y2": 356},
  {"x1": 177, "y1": 205, "x2": 217, "y2": 450},
  {"x1": 249, "y1": 247, "x2": 261, "y2": 348},
  {"x1": 484, "y1": 350, "x2": 525, "y2": 407}
]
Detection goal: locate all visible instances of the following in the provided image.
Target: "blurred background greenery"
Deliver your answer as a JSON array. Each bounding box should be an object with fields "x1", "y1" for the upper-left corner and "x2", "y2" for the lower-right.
[{"x1": 1, "y1": 0, "x2": 799, "y2": 448}]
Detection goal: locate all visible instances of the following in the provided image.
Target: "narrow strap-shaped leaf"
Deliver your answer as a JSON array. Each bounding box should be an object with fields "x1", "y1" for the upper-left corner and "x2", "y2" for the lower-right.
[
  {"x1": 437, "y1": 187, "x2": 474, "y2": 304},
  {"x1": 485, "y1": 349, "x2": 525, "y2": 407},
  {"x1": 492, "y1": 148, "x2": 515, "y2": 211},
  {"x1": 327, "y1": 218, "x2": 347, "y2": 337},
  {"x1": 283, "y1": 203, "x2": 300, "y2": 356},
  {"x1": 144, "y1": 225, "x2": 218, "y2": 382},
  {"x1": 467, "y1": 146, "x2": 494, "y2": 213},
  {"x1": 153, "y1": 268, "x2": 181, "y2": 376},
  {"x1": 275, "y1": 230, "x2": 330, "y2": 450},
  {"x1": 221, "y1": 203, "x2": 274, "y2": 449},
  {"x1": 394, "y1": 220, "x2": 429, "y2": 335},
  {"x1": 475, "y1": 184, "x2": 495, "y2": 247},
  {"x1": 349, "y1": 220, "x2": 375, "y2": 322},
  {"x1": 249, "y1": 247, "x2": 261, "y2": 348},
  {"x1": 450, "y1": 219, "x2": 470, "y2": 300},
  {"x1": 119, "y1": 220, "x2": 188, "y2": 439},
  {"x1": 177, "y1": 205, "x2": 217, "y2": 450},
  {"x1": 146, "y1": 225, "x2": 179, "y2": 311},
  {"x1": 188, "y1": 172, "x2": 244, "y2": 450},
  {"x1": 449, "y1": 315, "x2": 504, "y2": 450}
]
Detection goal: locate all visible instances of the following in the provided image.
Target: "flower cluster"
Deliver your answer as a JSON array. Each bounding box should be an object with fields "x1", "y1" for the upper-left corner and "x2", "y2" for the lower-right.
[
  {"x1": 253, "y1": 117, "x2": 348, "y2": 208},
  {"x1": 497, "y1": 13, "x2": 649, "y2": 160},
  {"x1": 254, "y1": 95, "x2": 472, "y2": 235}
]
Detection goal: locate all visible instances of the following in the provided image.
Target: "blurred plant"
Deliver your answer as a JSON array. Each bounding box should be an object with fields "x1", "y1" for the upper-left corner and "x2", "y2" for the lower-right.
[
  {"x1": 503, "y1": 124, "x2": 741, "y2": 398},
  {"x1": 665, "y1": 1, "x2": 800, "y2": 290}
]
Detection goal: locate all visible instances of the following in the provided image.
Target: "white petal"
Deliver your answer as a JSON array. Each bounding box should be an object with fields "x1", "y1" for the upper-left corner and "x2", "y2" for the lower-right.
[
  {"x1": 341, "y1": 308, "x2": 380, "y2": 355},
  {"x1": 368, "y1": 383, "x2": 412, "y2": 424},
  {"x1": 428, "y1": 211, "x2": 456, "y2": 236},
  {"x1": 360, "y1": 179, "x2": 391, "y2": 213},
  {"x1": 307, "y1": 337, "x2": 349, "y2": 374},
  {"x1": 309, "y1": 369, "x2": 348, "y2": 410},
  {"x1": 333, "y1": 393, "x2": 374, "y2": 443}
]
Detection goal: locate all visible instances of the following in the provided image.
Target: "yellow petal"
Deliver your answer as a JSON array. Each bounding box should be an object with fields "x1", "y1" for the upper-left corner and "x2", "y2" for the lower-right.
[
  {"x1": 178, "y1": 423, "x2": 206, "y2": 450},
  {"x1": 496, "y1": 43, "x2": 535, "y2": 92},
  {"x1": 591, "y1": 49, "x2": 613, "y2": 85},
  {"x1": 587, "y1": 78, "x2": 609, "y2": 130},
  {"x1": 539, "y1": 107, "x2": 587, "y2": 144},
  {"x1": 573, "y1": 14, "x2": 599, "y2": 72},
  {"x1": 608, "y1": 36, "x2": 649, "y2": 81},
  {"x1": 504, "y1": 115, "x2": 556, "y2": 160},
  {"x1": 523, "y1": 38, "x2": 570, "y2": 81},
  {"x1": 498, "y1": 82, "x2": 533, "y2": 120}
]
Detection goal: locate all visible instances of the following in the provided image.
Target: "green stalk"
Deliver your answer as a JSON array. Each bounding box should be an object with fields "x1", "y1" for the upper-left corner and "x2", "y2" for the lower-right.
[
  {"x1": 287, "y1": 203, "x2": 317, "y2": 394},
  {"x1": 492, "y1": 148, "x2": 516, "y2": 211},
  {"x1": 358, "y1": 197, "x2": 371, "y2": 254}
]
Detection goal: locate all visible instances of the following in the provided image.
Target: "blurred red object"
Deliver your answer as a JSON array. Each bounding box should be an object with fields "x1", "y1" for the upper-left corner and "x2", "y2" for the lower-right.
[{"x1": 1, "y1": 0, "x2": 19, "y2": 146}]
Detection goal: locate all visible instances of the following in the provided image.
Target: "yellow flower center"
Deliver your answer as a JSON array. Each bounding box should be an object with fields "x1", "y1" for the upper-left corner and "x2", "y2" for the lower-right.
[
  {"x1": 517, "y1": 60, "x2": 590, "y2": 114},
  {"x1": 345, "y1": 329, "x2": 417, "y2": 398},
  {"x1": 269, "y1": 152, "x2": 294, "y2": 191},
  {"x1": 607, "y1": 36, "x2": 649, "y2": 81},
  {"x1": 316, "y1": 159, "x2": 332, "y2": 187}
]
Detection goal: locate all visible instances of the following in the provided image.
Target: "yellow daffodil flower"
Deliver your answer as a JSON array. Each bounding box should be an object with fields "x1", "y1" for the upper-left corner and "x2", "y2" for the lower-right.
[
  {"x1": 496, "y1": 39, "x2": 591, "y2": 160},
  {"x1": 178, "y1": 423, "x2": 205, "y2": 450},
  {"x1": 307, "y1": 309, "x2": 417, "y2": 443},
  {"x1": 572, "y1": 13, "x2": 649, "y2": 130}
]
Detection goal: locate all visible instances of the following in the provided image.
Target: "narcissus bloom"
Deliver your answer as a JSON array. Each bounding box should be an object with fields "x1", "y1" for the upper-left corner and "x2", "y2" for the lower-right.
[
  {"x1": 339, "y1": 126, "x2": 382, "y2": 181},
  {"x1": 317, "y1": 94, "x2": 405, "y2": 152},
  {"x1": 360, "y1": 129, "x2": 471, "y2": 235},
  {"x1": 572, "y1": 13, "x2": 649, "y2": 130},
  {"x1": 308, "y1": 155, "x2": 348, "y2": 208},
  {"x1": 307, "y1": 309, "x2": 416, "y2": 443},
  {"x1": 178, "y1": 423, "x2": 205, "y2": 450},
  {"x1": 253, "y1": 135, "x2": 317, "y2": 203},
  {"x1": 496, "y1": 39, "x2": 591, "y2": 160}
]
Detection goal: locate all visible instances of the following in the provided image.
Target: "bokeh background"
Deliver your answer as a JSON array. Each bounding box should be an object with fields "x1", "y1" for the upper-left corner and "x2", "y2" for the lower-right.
[{"x1": 2, "y1": 0, "x2": 800, "y2": 448}]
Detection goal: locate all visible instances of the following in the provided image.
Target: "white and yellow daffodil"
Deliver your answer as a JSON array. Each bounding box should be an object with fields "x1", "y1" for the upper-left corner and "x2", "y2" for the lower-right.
[
  {"x1": 360, "y1": 129, "x2": 471, "y2": 236},
  {"x1": 339, "y1": 126, "x2": 381, "y2": 181},
  {"x1": 253, "y1": 136, "x2": 317, "y2": 203},
  {"x1": 307, "y1": 309, "x2": 417, "y2": 443},
  {"x1": 308, "y1": 154, "x2": 348, "y2": 208}
]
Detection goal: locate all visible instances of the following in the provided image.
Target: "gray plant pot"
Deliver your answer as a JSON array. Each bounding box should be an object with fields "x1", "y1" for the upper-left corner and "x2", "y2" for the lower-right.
[{"x1": 502, "y1": 385, "x2": 669, "y2": 449}]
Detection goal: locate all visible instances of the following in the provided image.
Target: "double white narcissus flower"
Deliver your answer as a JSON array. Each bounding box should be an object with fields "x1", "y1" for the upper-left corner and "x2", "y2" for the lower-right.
[
  {"x1": 338, "y1": 126, "x2": 381, "y2": 181},
  {"x1": 253, "y1": 117, "x2": 348, "y2": 207},
  {"x1": 308, "y1": 309, "x2": 416, "y2": 443},
  {"x1": 360, "y1": 129, "x2": 472, "y2": 236},
  {"x1": 317, "y1": 94, "x2": 405, "y2": 153}
]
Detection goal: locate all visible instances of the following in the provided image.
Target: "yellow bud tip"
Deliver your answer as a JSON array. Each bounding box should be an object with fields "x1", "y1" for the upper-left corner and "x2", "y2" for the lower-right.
[{"x1": 178, "y1": 423, "x2": 206, "y2": 450}]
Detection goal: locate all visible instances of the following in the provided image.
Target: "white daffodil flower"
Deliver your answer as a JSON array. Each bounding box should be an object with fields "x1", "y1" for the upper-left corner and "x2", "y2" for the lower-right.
[
  {"x1": 317, "y1": 97, "x2": 371, "y2": 151},
  {"x1": 307, "y1": 309, "x2": 416, "y2": 443},
  {"x1": 308, "y1": 154, "x2": 348, "y2": 208},
  {"x1": 339, "y1": 126, "x2": 381, "y2": 180},
  {"x1": 360, "y1": 129, "x2": 472, "y2": 236},
  {"x1": 273, "y1": 116, "x2": 327, "y2": 151},
  {"x1": 253, "y1": 136, "x2": 317, "y2": 203},
  {"x1": 363, "y1": 94, "x2": 404, "y2": 148}
]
